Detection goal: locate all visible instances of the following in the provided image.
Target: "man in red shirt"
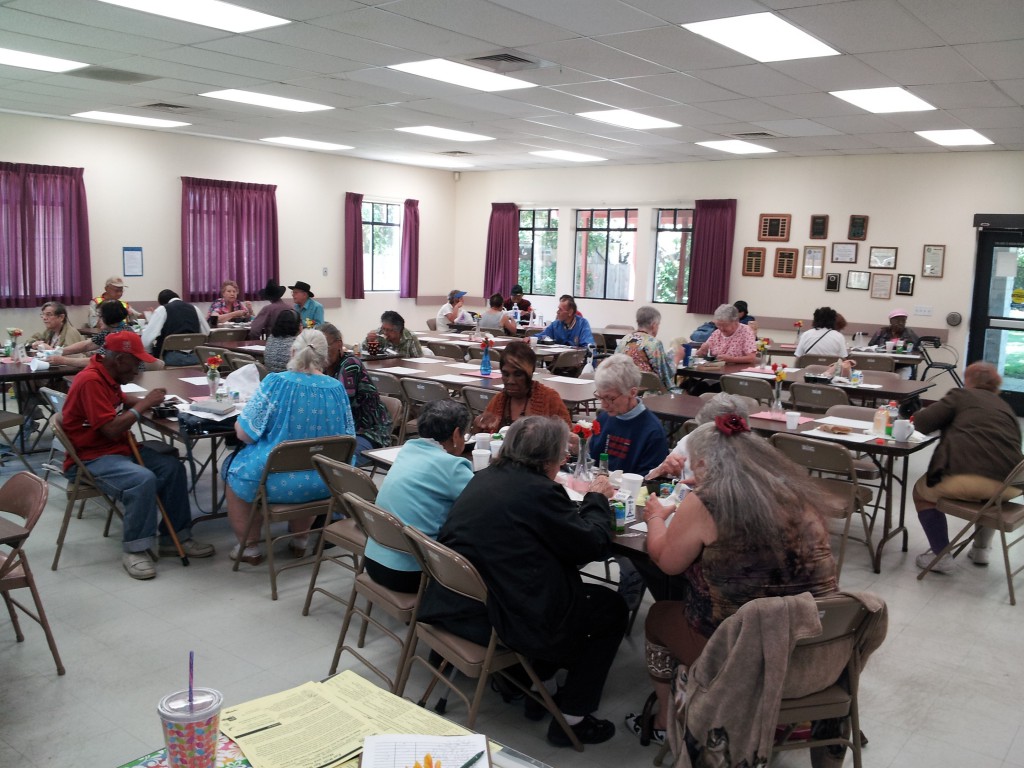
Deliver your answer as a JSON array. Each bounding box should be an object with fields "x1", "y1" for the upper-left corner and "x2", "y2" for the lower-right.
[{"x1": 62, "y1": 332, "x2": 214, "y2": 580}]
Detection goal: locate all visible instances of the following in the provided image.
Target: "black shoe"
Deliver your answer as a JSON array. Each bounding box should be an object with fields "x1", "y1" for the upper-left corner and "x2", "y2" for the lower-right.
[
  {"x1": 524, "y1": 689, "x2": 559, "y2": 721},
  {"x1": 547, "y1": 714, "x2": 615, "y2": 747}
]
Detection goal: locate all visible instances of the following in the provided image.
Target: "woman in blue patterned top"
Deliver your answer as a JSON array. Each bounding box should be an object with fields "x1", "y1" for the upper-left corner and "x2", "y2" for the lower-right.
[{"x1": 224, "y1": 329, "x2": 355, "y2": 564}]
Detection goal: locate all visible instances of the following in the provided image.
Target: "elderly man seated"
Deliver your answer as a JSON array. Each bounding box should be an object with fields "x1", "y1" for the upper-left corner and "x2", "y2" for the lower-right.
[
  {"x1": 62, "y1": 332, "x2": 213, "y2": 580},
  {"x1": 540, "y1": 295, "x2": 594, "y2": 347},
  {"x1": 362, "y1": 310, "x2": 423, "y2": 358},
  {"x1": 87, "y1": 276, "x2": 141, "y2": 327}
]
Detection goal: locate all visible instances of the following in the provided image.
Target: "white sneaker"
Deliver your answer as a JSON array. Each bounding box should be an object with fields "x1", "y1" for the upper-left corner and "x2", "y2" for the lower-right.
[
  {"x1": 123, "y1": 552, "x2": 156, "y2": 580},
  {"x1": 967, "y1": 546, "x2": 990, "y2": 566},
  {"x1": 916, "y1": 549, "x2": 956, "y2": 574}
]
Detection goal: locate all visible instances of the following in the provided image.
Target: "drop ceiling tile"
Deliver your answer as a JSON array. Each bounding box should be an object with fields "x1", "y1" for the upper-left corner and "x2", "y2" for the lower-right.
[
  {"x1": 506, "y1": 67, "x2": 602, "y2": 88},
  {"x1": 880, "y1": 110, "x2": 969, "y2": 131},
  {"x1": 481, "y1": 0, "x2": 666, "y2": 36},
  {"x1": 898, "y1": 0, "x2": 1024, "y2": 45},
  {"x1": 384, "y1": 0, "x2": 576, "y2": 48},
  {"x1": 913, "y1": 81, "x2": 1017, "y2": 109},
  {"x1": 148, "y1": 45, "x2": 317, "y2": 82},
  {"x1": 0, "y1": 8, "x2": 179, "y2": 57},
  {"x1": 946, "y1": 107, "x2": 1024, "y2": 128},
  {"x1": 643, "y1": 103, "x2": 742, "y2": 126},
  {"x1": 858, "y1": 47, "x2": 986, "y2": 86},
  {"x1": 859, "y1": 131, "x2": 935, "y2": 148},
  {"x1": 955, "y1": 40, "x2": 1024, "y2": 81},
  {"x1": 518, "y1": 38, "x2": 672, "y2": 79},
  {"x1": 625, "y1": 0, "x2": 767, "y2": 25},
  {"x1": 815, "y1": 113, "x2": 907, "y2": 133},
  {"x1": 772, "y1": 55, "x2": 895, "y2": 91},
  {"x1": 753, "y1": 118, "x2": 840, "y2": 136},
  {"x1": 310, "y1": 7, "x2": 492, "y2": 58},
  {"x1": 553, "y1": 81, "x2": 676, "y2": 110},
  {"x1": 197, "y1": 36, "x2": 365, "y2": 76},
  {"x1": 783, "y1": 0, "x2": 945, "y2": 54},
  {"x1": 697, "y1": 65, "x2": 818, "y2": 98},
  {"x1": 498, "y1": 86, "x2": 609, "y2": 114},
  {"x1": 619, "y1": 73, "x2": 741, "y2": 103},
  {"x1": 279, "y1": 75, "x2": 411, "y2": 105},
  {"x1": 695, "y1": 98, "x2": 802, "y2": 121},
  {"x1": 762, "y1": 92, "x2": 861, "y2": 118},
  {"x1": 979, "y1": 126, "x2": 1024, "y2": 144},
  {"x1": 263, "y1": 23, "x2": 407, "y2": 66},
  {"x1": 995, "y1": 79, "x2": 1024, "y2": 106},
  {"x1": 97, "y1": 55, "x2": 267, "y2": 88},
  {"x1": 598, "y1": 25, "x2": 746, "y2": 71},
  {"x1": 243, "y1": 0, "x2": 364, "y2": 21}
]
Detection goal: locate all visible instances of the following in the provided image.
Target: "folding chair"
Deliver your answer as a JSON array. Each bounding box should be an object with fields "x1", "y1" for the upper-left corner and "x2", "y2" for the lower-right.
[
  {"x1": 0, "y1": 411, "x2": 33, "y2": 472},
  {"x1": 789, "y1": 382, "x2": 850, "y2": 414},
  {"x1": 796, "y1": 354, "x2": 837, "y2": 368},
  {"x1": 223, "y1": 351, "x2": 257, "y2": 370},
  {"x1": 848, "y1": 354, "x2": 895, "y2": 372},
  {"x1": 159, "y1": 333, "x2": 206, "y2": 366},
  {"x1": 548, "y1": 349, "x2": 587, "y2": 378},
  {"x1": 770, "y1": 433, "x2": 874, "y2": 579},
  {"x1": 399, "y1": 526, "x2": 583, "y2": 750},
  {"x1": 379, "y1": 396, "x2": 404, "y2": 448},
  {"x1": 398, "y1": 378, "x2": 451, "y2": 444},
  {"x1": 467, "y1": 346, "x2": 502, "y2": 367},
  {"x1": 232, "y1": 435, "x2": 356, "y2": 600},
  {"x1": 37, "y1": 387, "x2": 68, "y2": 483},
  {"x1": 328, "y1": 493, "x2": 425, "y2": 692},
  {"x1": 721, "y1": 374, "x2": 773, "y2": 405},
  {"x1": 918, "y1": 458, "x2": 1024, "y2": 604},
  {"x1": 207, "y1": 328, "x2": 248, "y2": 342},
  {"x1": 50, "y1": 415, "x2": 122, "y2": 571},
  {"x1": 461, "y1": 386, "x2": 497, "y2": 420},
  {"x1": 428, "y1": 342, "x2": 465, "y2": 361},
  {"x1": 426, "y1": 318, "x2": 437, "y2": 331},
  {"x1": 639, "y1": 370, "x2": 668, "y2": 396},
  {"x1": 194, "y1": 345, "x2": 230, "y2": 374},
  {"x1": 917, "y1": 336, "x2": 963, "y2": 387},
  {"x1": 0, "y1": 472, "x2": 65, "y2": 674}
]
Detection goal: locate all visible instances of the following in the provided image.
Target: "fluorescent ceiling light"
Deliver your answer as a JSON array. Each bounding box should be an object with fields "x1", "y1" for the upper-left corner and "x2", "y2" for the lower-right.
[
  {"x1": 0, "y1": 46, "x2": 87, "y2": 73},
  {"x1": 73, "y1": 110, "x2": 190, "y2": 128},
  {"x1": 915, "y1": 129, "x2": 993, "y2": 146},
  {"x1": 577, "y1": 109, "x2": 680, "y2": 130},
  {"x1": 96, "y1": 0, "x2": 288, "y2": 33},
  {"x1": 530, "y1": 150, "x2": 607, "y2": 163},
  {"x1": 682, "y1": 13, "x2": 839, "y2": 63},
  {"x1": 830, "y1": 87, "x2": 934, "y2": 113},
  {"x1": 396, "y1": 126, "x2": 495, "y2": 142},
  {"x1": 696, "y1": 140, "x2": 776, "y2": 155},
  {"x1": 388, "y1": 59, "x2": 535, "y2": 92},
  {"x1": 261, "y1": 137, "x2": 353, "y2": 151},
  {"x1": 201, "y1": 89, "x2": 332, "y2": 113}
]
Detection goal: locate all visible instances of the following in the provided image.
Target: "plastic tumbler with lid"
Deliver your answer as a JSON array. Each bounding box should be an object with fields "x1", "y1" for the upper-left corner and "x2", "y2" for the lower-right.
[{"x1": 157, "y1": 687, "x2": 223, "y2": 768}]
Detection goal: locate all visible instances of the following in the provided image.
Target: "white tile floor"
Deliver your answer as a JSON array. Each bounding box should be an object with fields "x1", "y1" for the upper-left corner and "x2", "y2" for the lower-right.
[{"x1": 3, "y1": 434, "x2": 1024, "y2": 768}]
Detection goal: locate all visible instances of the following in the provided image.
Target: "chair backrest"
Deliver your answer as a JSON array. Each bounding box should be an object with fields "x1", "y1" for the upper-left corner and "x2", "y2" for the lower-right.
[
  {"x1": 639, "y1": 370, "x2": 668, "y2": 395},
  {"x1": 467, "y1": 346, "x2": 502, "y2": 366},
  {"x1": 38, "y1": 387, "x2": 67, "y2": 414},
  {"x1": 428, "y1": 342, "x2": 465, "y2": 361},
  {"x1": 224, "y1": 350, "x2": 257, "y2": 370},
  {"x1": 789, "y1": 382, "x2": 849, "y2": 414},
  {"x1": 313, "y1": 454, "x2": 378, "y2": 505},
  {"x1": 796, "y1": 354, "x2": 836, "y2": 368},
  {"x1": 462, "y1": 385, "x2": 497, "y2": 417},
  {"x1": 824, "y1": 404, "x2": 878, "y2": 423},
  {"x1": 254, "y1": 361, "x2": 269, "y2": 380},
  {"x1": 207, "y1": 328, "x2": 248, "y2": 342},
  {"x1": 368, "y1": 370, "x2": 404, "y2": 399},
  {"x1": 682, "y1": 418, "x2": 700, "y2": 435},
  {"x1": 721, "y1": 374, "x2": 773, "y2": 404},
  {"x1": 770, "y1": 432, "x2": 856, "y2": 480},
  {"x1": 605, "y1": 324, "x2": 633, "y2": 330},
  {"x1": 848, "y1": 354, "x2": 895, "y2": 372},
  {"x1": 403, "y1": 525, "x2": 488, "y2": 604},
  {"x1": 549, "y1": 349, "x2": 587, "y2": 378},
  {"x1": 426, "y1": 318, "x2": 437, "y2": 331},
  {"x1": 401, "y1": 377, "x2": 452, "y2": 406},
  {"x1": 698, "y1": 391, "x2": 759, "y2": 415},
  {"x1": 343, "y1": 493, "x2": 416, "y2": 557},
  {"x1": 380, "y1": 396, "x2": 403, "y2": 436},
  {"x1": 51, "y1": 415, "x2": 92, "y2": 478},
  {"x1": 260, "y1": 436, "x2": 356, "y2": 484},
  {"x1": 786, "y1": 594, "x2": 873, "y2": 697},
  {"x1": 0, "y1": 472, "x2": 48, "y2": 533},
  {"x1": 194, "y1": 346, "x2": 228, "y2": 372},
  {"x1": 161, "y1": 333, "x2": 207, "y2": 354}
]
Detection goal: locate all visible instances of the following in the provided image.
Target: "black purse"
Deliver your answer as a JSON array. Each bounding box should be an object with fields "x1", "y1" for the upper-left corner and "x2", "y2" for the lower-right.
[{"x1": 177, "y1": 411, "x2": 239, "y2": 446}]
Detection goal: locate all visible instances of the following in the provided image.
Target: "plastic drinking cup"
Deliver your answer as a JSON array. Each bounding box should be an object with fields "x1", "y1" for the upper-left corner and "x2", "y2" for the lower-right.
[
  {"x1": 785, "y1": 411, "x2": 801, "y2": 430},
  {"x1": 472, "y1": 449, "x2": 491, "y2": 471},
  {"x1": 885, "y1": 341, "x2": 896, "y2": 352},
  {"x1": 157, "y1": 687, "x2": 223, "y2": 768},
  {"x1": 490, "y1": 440, "x2": 502, "y2": 458},
  {"x1": 473, "y1": 432, "x2": 490, "y2": 450}
]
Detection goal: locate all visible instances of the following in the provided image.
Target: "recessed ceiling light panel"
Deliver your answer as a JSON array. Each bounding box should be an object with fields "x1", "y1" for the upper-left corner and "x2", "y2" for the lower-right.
[
  {"x1": 396, "y1": 126, "x2": 495, "y2": 142},
  {"x1": 388, "y1": 59, "x2": 535, "y2": 92},
  {"x1": 530, "y1": 150, "x2": 607, "y2": 162},
  {"x1": 261, "y1": 137, "x2": 353, "y2": 151},
  {"x1": 683, "y1": 13, "x2": 839, "y2": 63},
  {"x1": 577, "y1": 110, "x2": 680, "y2": 130},
  {"x1": 915, "y1": 129, "x2": 993, "y2": 146},
  {"x1": 73, "y1": 110, "x2": 190, "y2": 127},
  {"x1": 696, "y1": 140, "x2": 776, "y2": 155},
  {"x1": 201, "y1": 89, "x2": 332, "y2": 113},
  {"x1": 830, "y1": 87, "x2": 935, "y2": 114},
  {"x1": 0, "y1": 46, "x2": 87, "y2": 73},
  {"x1": 97, "y1": 0, "x2": 289, "y2": 33}
]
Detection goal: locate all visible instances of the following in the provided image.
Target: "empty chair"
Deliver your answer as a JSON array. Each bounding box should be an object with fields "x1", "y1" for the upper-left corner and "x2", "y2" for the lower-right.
[
  {"x1": 398, "y1": 378, "x2": 451, "y2": 443},
  {"x1": 467, "y1": 346, "x2": 502, "y2": 367},
  {"x1": 207, "y1": 327, "x2": 248, "y2": 342},
  {"x1": 193, "y1": 345, "x2": 230, "y2": 374},
  {"x1": 367, "y1": 370, "x2": 403, "y2": 400},
  {"x1": 427, "y1": 342, "x2": 465, "y2": 361},
  {"x1": 548, "y1": 349, "x2": 587, "y2": 378},
  {"x1": 159, "y1": 333, "x2": 206, "y2": 366},
  {"x1": 789, "y1": 382, "x2": 850, "y2": 414},
  {"x1": 223, "y1": 350, "x2": 257, "y2": 370},
  {"x1": 426, "y1": 318, "x2": 437, "y2": 331},
  {"x1": 848, "y1": 354, "x2": 895, "y2": 372},
  {"x1": 0, "y1": 411, "x2": 33, "y2": 473},
  {"x1": 917, "y1": 336, "x2": 963, "y2": 387},
  {"x1": 797, "y1": 354, "x2": 838, "y2": 368},
  {"x1": 721, "y1": 374, "x2": 774, "y2": 405},
  {"x1": 0, "y1": 472, "x2": 65, "y2": 674},
  {"x1": 461, "y1": 385, "x2": 497, "y2": 419}
]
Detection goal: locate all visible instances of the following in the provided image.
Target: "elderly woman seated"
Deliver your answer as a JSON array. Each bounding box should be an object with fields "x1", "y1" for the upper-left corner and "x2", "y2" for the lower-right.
[
  {"x1": 473, "y1": 341, "x2": 571, "y2": 433},
  {"x1": 364, "y1": 400, "x2": 473, "y2": 593},
  {"x1": 589, "y1": 353, "x2": 668, "y2": 475},
  {"x1": 616, "y1": 306, "x2": 675, "y2": 391},
  {"x1": 626, "y1": 413, "x2": 837, "y2": 746},
  {"x1": 418, "y1": 416, "x2": 626, "y2": 747},
  {"x1": 224, "y1": 329, "x2": 356, "y2": 564},
  {"x1": 678, "y1": 303, "x2": 757, "y2": 366},
  {"x1": 263, "y1": 309, "x2": 301, "y2": 373}
]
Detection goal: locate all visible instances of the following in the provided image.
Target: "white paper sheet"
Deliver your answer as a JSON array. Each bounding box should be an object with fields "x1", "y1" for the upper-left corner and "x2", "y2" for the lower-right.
[
  {"x1": 430, "y1": 374, "x2": 472, "y2": 384},
  {"x1": 816, "y1": 416, "x2": 874, "y2": 430},
  {"x1": 240, "y1": 345, "x2": 265, "y2": 352},
  {"x1": 120, "y1": 383, "x2": 146, "y2": 393},
  {"x1": 449, "y1": 362, "x2": 482, "y2": 370},
  {"x1": 545, "y1": 375, "x2": 594, "y2": 384},
  {"x1": 178, "y1": 376, "x2": 211, "y2": 386},
  {"x1": 802, "y1": 428, "x2": 876, "y2": 443},
  {"x1": 402, "y1": 357, "x2": 445, "y2": 364},
  {"x1": 375, "y1": 367, "x2": 428, "y2": 376}
]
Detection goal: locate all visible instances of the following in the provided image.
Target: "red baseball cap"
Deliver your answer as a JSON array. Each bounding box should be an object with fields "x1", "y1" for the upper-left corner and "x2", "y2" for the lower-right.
[{"x1": 103, "y1": 331, "x2": 157, "y2": 363}]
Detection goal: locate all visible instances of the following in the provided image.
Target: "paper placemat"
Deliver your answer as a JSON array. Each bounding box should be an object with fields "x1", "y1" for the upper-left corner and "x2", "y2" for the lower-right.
[
  {"x1": 449, "y1": 362, "x2": 482, "y2": 370},
  {"x1": 120, "y1": 383, "x2": 146, "y2": 393},
  {"x1": 802, "y1": 428, "x2": 876, "y2": 444},
  {"x1": 734, "y1": 370, "x2": 776, "y2": 379},
  {"x1": 239, "y1": 345, "x2": 265, "y2": 352},
  {"x1": 461, "y1": 371, "x2": 502, "y2": 379},
  {"x1": 374, "y1": 366, "x2": 425, "y2": 376},
  {"x1": 817, "y1": 416, "x2": 874, "y2": 430},
  {"x1": 751, "y1": 411, "x2": 814, "y2": 424},
  {"x1": 402, "y1": 357, "x2": 445, "y2": 364},
  {"x1": 545, "y1": 375, "x2": 594, "y2": 384},
  {"x1": 430, "y1": 373, "x2": 473, "y2": 384},
  {"x1": 178, "y1": 376, "x2": 211, "y2": 386}
]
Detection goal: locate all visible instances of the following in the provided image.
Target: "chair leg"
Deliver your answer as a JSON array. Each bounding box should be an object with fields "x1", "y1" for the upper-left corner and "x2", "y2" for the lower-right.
[
  {"x1": 51, "y1": 494, "x2": 79, "y2": 571},
  {"x1": 2, "y1": 592, "x2": 23, "y2": 642},
  {"x1": 22, "y1": 561, "x2": 66, "y2": 675},
  {"x1": 302, "y1": 534, "x2": 328, "y2": 616},
  {"x1": 999, "y1": 527, "x2": 1016, "y2": 606},
  {"x1": 329, "y1": 581, "x2": 362, "y2": 675}
]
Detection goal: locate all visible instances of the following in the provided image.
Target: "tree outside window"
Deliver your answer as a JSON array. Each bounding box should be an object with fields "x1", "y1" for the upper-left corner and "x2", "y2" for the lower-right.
[
  {"x1": 574, "y1": 208, "x2": 637, "y2": 300},
  {"x1": 654, "y1": 208, "x2": 694, "y2": 304},
  {"x1": 361, "y1": 201, "x2": 401, "y2": 291},
  {"x1": 518, "y1": 209, "x2": 558, "y2": 296}
]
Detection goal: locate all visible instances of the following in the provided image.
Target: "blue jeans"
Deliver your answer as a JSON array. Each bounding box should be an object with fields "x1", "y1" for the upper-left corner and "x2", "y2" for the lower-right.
[
  {"x1": 355, "y1": 434, "x2": 375, "y2": 468},
  {"x1": 68, "y1": 446, "x2": 192, "y2": 553}
]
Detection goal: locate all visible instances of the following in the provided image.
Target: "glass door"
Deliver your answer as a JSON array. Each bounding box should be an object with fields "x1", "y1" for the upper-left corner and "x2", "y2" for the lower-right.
[{"x1": 969, "y1": 228, "x2": 1024, "y2": 414}]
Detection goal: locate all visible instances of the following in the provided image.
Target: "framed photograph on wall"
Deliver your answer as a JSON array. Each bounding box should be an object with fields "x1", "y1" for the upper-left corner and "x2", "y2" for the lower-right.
[
  {"x1": 802, "y1": 245, "x2": 825, "y2": 278},
  {"x1": 848, "y1": 215, "x2": 869, "y2": 240},
  {"x1": 832, "y1": 242, "x2": 857, "y2": 263},
  {"x1": 825, "y1": 273, "x2": 841, "y2": 292},
  {"x1": 847, "y1": 270, "x2": 870, "y2": 290},
  {"x1": 868, "y1": 246, "x2": 897, "y2": 269},
  {"x1": 896, "y1": 273, "x2": 915, "y2": 296},
  {"x1": 870, "y1": 273, "x2": 893, "y2": 299},
  {"x1": 922, "y1": 244, "x2": 945, "y2": 277},
  {"x1": 809, "y1": 215, "x2": 829, "y2": 239}
]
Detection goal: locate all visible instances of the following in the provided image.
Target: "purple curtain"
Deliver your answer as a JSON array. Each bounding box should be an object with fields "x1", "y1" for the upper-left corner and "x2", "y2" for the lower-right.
[
  {"x1": 344, "y1": 192, "x2": 364, "y2": 300},
  {"x1": 400, "y1": 198, "x2": 419, "y2": 298},
  {"x1": 483, "y1": 203, "x2": 519, "y2": 298},
  {"x1": 181, "y1": 177, "x2": 278, "y2": 303},
  {"x1": 0, "y1": 163, "x2": 92, "y2": 308},
  {"x1": 688, "y1": 199, "x2": 737, "y2": 315}
]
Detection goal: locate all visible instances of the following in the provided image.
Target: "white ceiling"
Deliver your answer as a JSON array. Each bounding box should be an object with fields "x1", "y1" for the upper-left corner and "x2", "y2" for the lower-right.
[{"x1": 1, "y1": 0, "x2": 1022, "y2": 170}]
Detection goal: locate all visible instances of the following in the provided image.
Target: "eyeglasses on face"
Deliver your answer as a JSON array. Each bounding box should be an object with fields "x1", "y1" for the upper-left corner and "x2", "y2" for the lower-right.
[{"x1": 596, "y1": 391, "x2": 625, "y2": 404}]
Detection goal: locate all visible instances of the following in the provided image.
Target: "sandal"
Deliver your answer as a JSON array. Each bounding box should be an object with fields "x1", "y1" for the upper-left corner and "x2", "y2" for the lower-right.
[{"x1": 625, "y1": 691, "x2": 664, "y2": 746}]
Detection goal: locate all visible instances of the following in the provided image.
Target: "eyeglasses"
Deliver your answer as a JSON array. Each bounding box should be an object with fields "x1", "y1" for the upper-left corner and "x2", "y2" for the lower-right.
[
  {"x1": 596, "y1": 391, "x2": 625, "y2": 404},
  {"x1": 40, "y1": 312, "x2": 56, "y2": 318}
]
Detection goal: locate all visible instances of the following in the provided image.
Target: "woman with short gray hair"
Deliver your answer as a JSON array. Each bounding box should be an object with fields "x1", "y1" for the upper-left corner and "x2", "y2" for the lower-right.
[
  {"x1": 694, "y1": 303, "x2": 757, "y2": 364},
  {"x1": 364, "y1": 399, "x2": 474, "y2": 593},
  {"x1": 590, "y1": 354, "x2": 668, "y2": 476},
  {"x1": 617, "y1": 306, "x2": 675, "y2": 390}
]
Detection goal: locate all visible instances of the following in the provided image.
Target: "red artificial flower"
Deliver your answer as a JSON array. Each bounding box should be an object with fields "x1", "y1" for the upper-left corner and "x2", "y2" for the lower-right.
[
  {"x1": 714, "y1": 414, "x2": 750, "y2": 436},
  {"x1": 206, "y1": 355, "x2": 223, "y2": 368}
]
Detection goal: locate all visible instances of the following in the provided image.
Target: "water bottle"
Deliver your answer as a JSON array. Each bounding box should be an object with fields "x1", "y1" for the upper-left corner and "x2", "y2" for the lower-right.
[
  {"x1": 872, "y1": 406, "x2": 888, "y2": 436},
  {"x1": 886, "y1": 400, "x2": 899, "y2": 436},
  {"x1": 511, "y1": 304, "x2": 520, "y2": 324}
]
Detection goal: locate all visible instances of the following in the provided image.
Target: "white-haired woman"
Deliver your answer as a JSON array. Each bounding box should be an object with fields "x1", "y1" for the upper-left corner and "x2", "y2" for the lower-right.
[
  {"x1": 617, "y1": 306, "x2": 675, "y2": 390},
  {"x1": 682, "y1": 303, "x2": 757, "y2": 365},
  {"x1": 224, "y1": 329, "x2": 356, "y2": 564}
]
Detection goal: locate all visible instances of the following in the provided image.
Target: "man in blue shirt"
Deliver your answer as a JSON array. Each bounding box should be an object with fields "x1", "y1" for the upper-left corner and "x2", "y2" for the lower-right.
[
  {"x1": 542, "y1": 296, "x2": 594, "y2": 347},
  {"x1": 289, "y1": 280, "x2": 324, "y2": 328}
]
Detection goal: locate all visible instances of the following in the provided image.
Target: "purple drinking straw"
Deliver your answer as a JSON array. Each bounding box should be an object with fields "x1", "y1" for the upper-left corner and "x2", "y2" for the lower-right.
[{"x1": 188, "y1": 651, "x2": 194, "y2": 712}]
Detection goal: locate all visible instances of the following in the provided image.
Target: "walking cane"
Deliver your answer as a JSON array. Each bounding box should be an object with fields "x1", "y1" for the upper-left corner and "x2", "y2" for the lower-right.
[{"x1": 127, "y1": 433, "x2": 189, "y2": 566}]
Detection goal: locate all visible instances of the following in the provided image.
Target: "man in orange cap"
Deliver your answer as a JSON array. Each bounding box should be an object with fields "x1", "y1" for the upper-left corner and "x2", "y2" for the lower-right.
[{"x1": 62, "y1": 331, "x2": 214, "y2": 580}]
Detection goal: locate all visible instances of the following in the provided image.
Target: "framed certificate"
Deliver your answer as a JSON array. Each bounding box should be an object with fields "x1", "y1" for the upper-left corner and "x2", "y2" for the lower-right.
[
  {"x1": 802, "y1": 246, "x2": 825, "y2": 278},
  {"x1": 923, "y1": 244, "x2": 945, "y2": 277},
  {"x1": 869, "y1": 246, "x2": 897, "y2": 269},
  {"x1": 847, "y1": 270, "x2": 870, "y2": 290},
  {"x1": 831, "y1": 242, "x2": 857, "y2": 263},
  {"x1": 870, "y1": 273, "x2": 893, "y2": 299}
]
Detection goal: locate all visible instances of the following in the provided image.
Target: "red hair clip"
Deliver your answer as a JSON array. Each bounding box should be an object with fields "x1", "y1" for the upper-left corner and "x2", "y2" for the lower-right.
[{"x1": 714, "y1": 414, "x2": 750, "y2": 436}]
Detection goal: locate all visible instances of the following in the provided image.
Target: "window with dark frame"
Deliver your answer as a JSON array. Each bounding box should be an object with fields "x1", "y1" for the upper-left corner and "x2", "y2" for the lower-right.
[
  {"x1": 361, "y1": 201, "x2": 402, "y2": 292},
  {"x1": 517, "y1": 208, "x2": 558, "y2": 296},
  {"x1": 574, "y1": 208, "x2": 638, "y2": 300},
  {"x1": 653, "y1": 208, "x2": 694, "y2": 304}
]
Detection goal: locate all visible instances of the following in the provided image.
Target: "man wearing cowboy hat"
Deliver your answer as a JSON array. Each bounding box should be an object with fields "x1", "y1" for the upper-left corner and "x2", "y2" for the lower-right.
[
  {"x1": 248, "y1": 278, "x2": 289, "y2": 340},
  {"x1": 62, "y1": 331, "x2": 214, "y2": 580},
  {"x1": 87, "y1": 276, "x2": 142, "y2": 327},
  {"x1": 289, "y1": 280, "x2": 324, "y2": 328}
]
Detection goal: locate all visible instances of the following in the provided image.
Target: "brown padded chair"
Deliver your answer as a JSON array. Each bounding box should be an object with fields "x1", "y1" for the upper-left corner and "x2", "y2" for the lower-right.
[
  {"x1": 328, "y1": 493, "x2": 425, "y2": 693},
  {"x1": 302, "y1": 455, "x2": 374, "y2": 617},
  {"x1": 0, "y1": 471, "x2": 64, "y2": 674},
  {"x1": 231, "y1": 435, "x2": 356, "y2": 600},
  {"x1": 399, "y1": 525, "x2": 584, "y2": 750}
]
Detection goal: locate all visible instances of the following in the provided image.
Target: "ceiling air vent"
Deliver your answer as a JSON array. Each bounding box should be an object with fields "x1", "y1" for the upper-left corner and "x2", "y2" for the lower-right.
[
  {"x1": 732, "y1": 131, "x2": 780, "y2": 139},
  {"x1": 69, "y1": 67, "x2": 157, "y2": 84},
  {"x1": 464, "y1": 49, "x2": 553, "y2": 73},
  {"x1": 140, "y1": 103, "x2": 192, "y2": 113},
  {"x1": 438, "y1": 150, "x2": 474, "y2": 157}
]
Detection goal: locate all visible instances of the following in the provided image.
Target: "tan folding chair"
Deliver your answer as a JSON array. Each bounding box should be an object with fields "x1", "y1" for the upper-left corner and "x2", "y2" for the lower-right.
[
  {"x1": 789, "y1": 382, "x2": 850, "y2": 414},
  {"x1": 399, "y1": 526, "x2": 583, "y2": 750},
  {"x1": 0, "y1": 411, "x2": 33, "y2": 473},
  {"x1": 194, "y1": 345, "x2": 230, "y2": 373},
  {"x1": 548, "y1": 349, "x2": 587, "y2": 378},
  {"x1": 37, "y1": 387, "x2": 68, "y2": 483},
  {"x1": 207, "y1": 327, "x2": 248, "y2": 342},
  {"x1": 796, "y1": 354, "x2": 837, "y2": 368},
  {"x1": 328, "y1": 493, "x2": 425, "y2": 692},
  {"x1": 461, "y1": 386, "x2": 497, "y2": 420},
  {"x1": 639, "y1": 370, "x2": 668, "y2": 396},
  {"x1": 721, "y1": 374, "x2": 774, "y2": 405},
  {"x1": 0, "y1": 472, "x2": 64, "y2": 675},
  {"x1": 223, "y1": 351, "x2": 257, "y2": 370},
  {"x1": 159, "y1": 333, "x2": 206, "y2": 366},
  {"x1": 918, "y1": 458, "x2": 1024, "y2": 604},
  {"x1": 50, "y1": 415, "x2": 122, "y2": 571},
  {"x1": 698, "y1": 390, "x2": 760, "y2": 415},
  {"x1": 426, "y1": 318, "x2": 437, "y2": 331},
  {"x1": 771, "y1": 433, "x2": 874, "y2": 579},
  {"x1": 232, "y1": 435, "x2": 356, "y2": 600},
  {"x1": 379, "y1": 396, "x2": 404, "y2": 449},
  {"x1": 467, "y1": 346, "x2": 502, "y2": 367},
  {"x1": 428, "y1": 342, "x2": 465, "y2": 361},
  {"x1": 399, "y1": 378, "x2": 452, "y2": 443},
  {"x1": 302, "y1": 456, "x2": 374, "y2": 616},
  {"x1": 848, "y1": 354, "x2": 895, "y2": 372}
]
